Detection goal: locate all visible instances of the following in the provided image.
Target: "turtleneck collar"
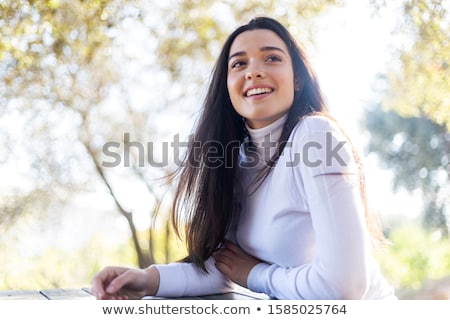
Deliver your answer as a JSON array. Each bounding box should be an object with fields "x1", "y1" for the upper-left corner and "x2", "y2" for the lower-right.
[
  {"x1": 244, "y1": 114, "x2": 288, "y2": 160},
  {"x1": 245, "y1": 113, "x2": 287, "y2": 146}
]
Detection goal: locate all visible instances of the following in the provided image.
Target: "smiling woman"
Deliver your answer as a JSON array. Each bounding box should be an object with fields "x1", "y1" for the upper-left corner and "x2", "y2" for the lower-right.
[{"x1": 92, "y1": 16, "x2": 396, "y2": 300}]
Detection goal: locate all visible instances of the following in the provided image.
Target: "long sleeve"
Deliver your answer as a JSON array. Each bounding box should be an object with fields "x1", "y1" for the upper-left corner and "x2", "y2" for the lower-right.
[
  {"x1": 246, "y1": 116, "x2": 379, "y2": 299},
  {"x1": 153, "y1": 256, "x2": 233, "y2": 297}
]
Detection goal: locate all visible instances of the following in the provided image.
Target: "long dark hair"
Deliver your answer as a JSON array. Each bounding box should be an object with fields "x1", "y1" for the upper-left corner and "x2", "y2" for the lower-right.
[{"x1": 171, "y1": 17, "x2": 382, "y2": 271}]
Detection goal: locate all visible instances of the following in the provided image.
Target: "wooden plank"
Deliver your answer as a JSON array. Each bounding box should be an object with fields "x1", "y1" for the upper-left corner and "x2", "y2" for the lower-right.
[
  {"x1": 143, "y1": 292, "x2": 265, "y2": 300},
  {"x1": 142, "y1": 296, "x2": 203, "y2": 300},
  {"x1": 0, "y1": 286, "x2": 270, "y2": 300},
  {"x1": 40, "y1": 288, "x2": 95, "y2": 300},
  {"x1": 143, "y1": 286, "x2": 270, "y2": 300},
  {"x1": 81, "y1": 287, "x2": 93, "y2": 295},
  {"x1": 0, "y1": 290, "x2": 48, "y2": 300},
  {"x1": 229, "y1": 285, "x2": 271, "y2": 300},
  {"x1": 200, "y1": 292, "x2": 262, "y2": 300}
]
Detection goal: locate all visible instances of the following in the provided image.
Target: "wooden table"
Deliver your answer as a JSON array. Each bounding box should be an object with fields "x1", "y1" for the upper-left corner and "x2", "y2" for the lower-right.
[
  {"x1": 0, "y1": 287, "x2": 270, "y2": 300},
  {"x1": 0, "y1": 288, "x2": 94, "y2": 300}
]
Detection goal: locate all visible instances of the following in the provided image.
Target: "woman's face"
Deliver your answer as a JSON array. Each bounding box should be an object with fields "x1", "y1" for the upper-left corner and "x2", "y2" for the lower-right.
[{"x1": 227, "y1": 29, "x2": 295, "y2": 129}]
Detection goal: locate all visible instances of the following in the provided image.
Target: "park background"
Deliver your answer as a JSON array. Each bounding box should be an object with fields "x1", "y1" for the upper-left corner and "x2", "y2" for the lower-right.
[{"x1": 0, "y1": 0, "x2": 449, "y2": 299}]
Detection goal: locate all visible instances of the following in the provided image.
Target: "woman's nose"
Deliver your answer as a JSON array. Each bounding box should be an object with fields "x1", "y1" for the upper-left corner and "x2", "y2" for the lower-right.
[{"x1": 245, "y1": 64, "x2": 265, "y2": 80}]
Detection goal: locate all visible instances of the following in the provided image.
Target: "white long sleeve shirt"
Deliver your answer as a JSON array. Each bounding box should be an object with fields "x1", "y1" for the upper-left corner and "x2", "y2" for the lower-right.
[{"x1": 154, "y1": 114, "x2": 396, "y2": 299}]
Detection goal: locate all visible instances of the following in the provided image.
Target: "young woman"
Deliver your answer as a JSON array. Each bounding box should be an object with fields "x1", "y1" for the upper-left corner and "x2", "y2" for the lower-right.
[{"x1": 92, "y1": 17, "x2": 396, "y2": 300}]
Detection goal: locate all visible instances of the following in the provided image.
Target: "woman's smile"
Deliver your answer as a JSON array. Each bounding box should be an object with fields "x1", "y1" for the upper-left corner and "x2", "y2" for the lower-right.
[{"x1": 244, "y1": 86, "x2": 274, "y2": 98}]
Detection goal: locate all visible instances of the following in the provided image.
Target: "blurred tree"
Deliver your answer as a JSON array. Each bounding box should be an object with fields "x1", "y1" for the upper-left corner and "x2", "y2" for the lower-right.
[
  {"x1": 366, "y1": 0, "x2": 449, "y2": 235},
  {"x1": 0, "y1": 0, "x2": 343, "y2": 273},
  {"x1": 0, "y1": 0, "x2": 170, "y2": 268},
  {"x1": 369, "y1": 0, "x2": 449, "y2": 130},
  {"x1": 365, "y1": 107, "x2": 449, "y2": 236}
]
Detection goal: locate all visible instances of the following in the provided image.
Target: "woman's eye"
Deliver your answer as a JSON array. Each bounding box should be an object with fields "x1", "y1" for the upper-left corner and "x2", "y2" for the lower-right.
[
  {"x1": 231, "y1": 60, "x2": 245, "y2": 68},
  {"x1": 266, "y1": 55, "x2": 281, "y2": 62}
]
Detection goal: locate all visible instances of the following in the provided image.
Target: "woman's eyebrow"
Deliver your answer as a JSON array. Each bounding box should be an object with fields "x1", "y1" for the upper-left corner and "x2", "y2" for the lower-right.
[
  {"x1": 228, "y1": 51, "x2": 246, "y2": 62},
  {"x1": 228, "y1": 46, "x2": 287, "y2": 62},
  {"x1": 260, "y1": 46, "x2": 287, "y2": 56}
]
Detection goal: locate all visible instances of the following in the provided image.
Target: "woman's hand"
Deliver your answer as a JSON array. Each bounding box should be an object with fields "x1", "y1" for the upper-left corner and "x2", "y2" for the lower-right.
[
  {"x1": 214, "y1": 241, "x2": 262, "y2": 288},
  {"x1": 91, "y1": 265, "x2": 160, "y2": 300}
]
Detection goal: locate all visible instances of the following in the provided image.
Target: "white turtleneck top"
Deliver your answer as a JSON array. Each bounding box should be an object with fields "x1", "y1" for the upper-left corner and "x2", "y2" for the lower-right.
[{"x1": 153, "y1": 114, "x2": 396, "y2": 300}]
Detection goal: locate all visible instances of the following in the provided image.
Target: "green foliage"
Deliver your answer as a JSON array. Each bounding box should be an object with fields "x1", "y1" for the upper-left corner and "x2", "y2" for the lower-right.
[
  {"x1": 0, "y1": 0, "x2": 118, "y2": 84},
  {"x1": 365, "y1": 108, "x2": 448, "y2": 193},
  {"x1": 365, "y1": 107, "x2": 449, "y2": 235},
  {"x1": 370, "y1": 0, "x2": 450, "y2": 130},
  {"x1": 377, "y1": 224, "x2": 450, "y2": 294},
  {"x1": 154, "y1": 0, "x2": 343, "y2": 81}
]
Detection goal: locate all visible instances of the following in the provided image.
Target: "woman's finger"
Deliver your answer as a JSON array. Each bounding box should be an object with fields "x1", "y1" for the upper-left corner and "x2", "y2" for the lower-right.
[
  {"x1": 223, "y1": 241, "x2": 244, "y2": 254},
  {"x1": 92, "y1": 267, "x2": 119, "y2": 299},
  {"x1": 214, "y1": 251, "x2": 234, "y2": 267},
  {"x1": 105, "y1": 271, "x2": 133, "y2": 295}
]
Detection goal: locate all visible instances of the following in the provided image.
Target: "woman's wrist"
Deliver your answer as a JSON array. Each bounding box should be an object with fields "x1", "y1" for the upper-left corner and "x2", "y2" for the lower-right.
[{"x1": 144, "y1": 265, "x2": 160, "y2": 296}]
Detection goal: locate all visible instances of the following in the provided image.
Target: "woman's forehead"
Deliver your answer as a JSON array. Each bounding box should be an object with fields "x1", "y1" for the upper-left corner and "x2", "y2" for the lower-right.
[{"x1": 229, "y1": 29, "x2": 288, "y2": 56}]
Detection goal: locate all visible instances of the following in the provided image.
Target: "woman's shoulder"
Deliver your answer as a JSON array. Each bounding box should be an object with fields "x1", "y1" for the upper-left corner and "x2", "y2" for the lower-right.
[
  {"x1": 287, "y1": 113, "x2": 357, "y2": 174},
  {"x1": 292, "y1": 113, "x2": 344, "y2": 137}
]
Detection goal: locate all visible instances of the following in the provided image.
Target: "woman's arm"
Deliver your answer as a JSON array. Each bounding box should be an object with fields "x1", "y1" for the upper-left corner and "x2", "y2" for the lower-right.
[{"x1": 153, "y1": 256, "x2": 234, "y2": 297}]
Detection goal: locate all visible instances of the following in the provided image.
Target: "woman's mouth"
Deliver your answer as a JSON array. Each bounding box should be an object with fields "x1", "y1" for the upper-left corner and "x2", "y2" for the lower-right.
[{"x1": 245, "y1": 87, "x2": 274, "y2": 97}]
